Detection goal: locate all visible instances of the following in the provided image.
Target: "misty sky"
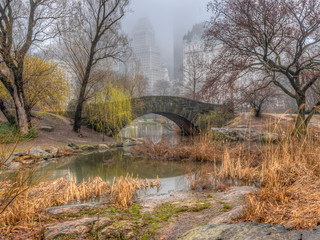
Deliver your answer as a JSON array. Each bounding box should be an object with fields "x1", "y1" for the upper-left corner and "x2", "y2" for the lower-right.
[{"x1": 121, "y1": 0, "x2": 211, "y2": 72}]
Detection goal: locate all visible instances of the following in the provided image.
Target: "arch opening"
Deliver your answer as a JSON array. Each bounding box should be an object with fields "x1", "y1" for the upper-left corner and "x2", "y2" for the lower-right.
[{"x1": 119, "y1": 113, "x2": 193, "y2": 143}]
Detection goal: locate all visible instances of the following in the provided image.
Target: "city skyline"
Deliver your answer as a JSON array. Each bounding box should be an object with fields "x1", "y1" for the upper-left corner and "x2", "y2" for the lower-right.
[{"x1": 121, "y1": 0, "x2": 211, "y2": 79}]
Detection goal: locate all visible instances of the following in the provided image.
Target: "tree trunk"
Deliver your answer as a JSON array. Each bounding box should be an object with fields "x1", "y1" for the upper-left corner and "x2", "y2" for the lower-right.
[
  {"x1": 73, "y1": 45, "x2": 96, "y2": 132},
  {"x1": 73, "y1": 68, "x2": 92, "y2": 132},
  {"x1": 73, "y1": 96, "x2": 85, "y2": 132},
  {"x1": 0, "y1": 98, "x2": 16, "y2": 125},
  {"x1": 255, "y1": 107, "x2": 261, "y2": 118},
  {"x1": 294, "y1": 95, "x2": 307, "y2": 136},
  {"x1": 13, "y1": 88, "x2": 29, "y2": 135}
]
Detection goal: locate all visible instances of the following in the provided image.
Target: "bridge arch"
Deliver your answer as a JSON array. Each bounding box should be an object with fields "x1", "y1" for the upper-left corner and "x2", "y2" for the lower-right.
[{"x1": 130, "y1": 96, "x2": 222, "y2": 135}]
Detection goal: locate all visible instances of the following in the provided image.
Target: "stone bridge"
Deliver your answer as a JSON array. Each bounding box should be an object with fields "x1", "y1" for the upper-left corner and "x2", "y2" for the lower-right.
[{"x1": 130, "y1": 96, "x2": 223, "y2": 135}]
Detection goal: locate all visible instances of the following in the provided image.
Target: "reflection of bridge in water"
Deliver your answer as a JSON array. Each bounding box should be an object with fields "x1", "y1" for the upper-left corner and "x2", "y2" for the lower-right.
[{"x1": 130, "y1": 96, "x2": 224, "y2": 135}]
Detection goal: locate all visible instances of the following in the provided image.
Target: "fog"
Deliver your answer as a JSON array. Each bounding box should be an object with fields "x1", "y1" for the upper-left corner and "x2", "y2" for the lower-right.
[{"x1": 121, "y1": 0, "x2": 211, "y2": 76}]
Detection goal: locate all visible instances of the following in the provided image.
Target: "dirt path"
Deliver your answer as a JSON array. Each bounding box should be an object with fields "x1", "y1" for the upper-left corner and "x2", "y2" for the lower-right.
[{"x1": 0, "y1": 112, "x2": 114, "y2": 152}]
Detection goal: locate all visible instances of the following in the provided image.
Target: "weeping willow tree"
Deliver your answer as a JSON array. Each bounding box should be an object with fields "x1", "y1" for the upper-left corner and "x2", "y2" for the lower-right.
[{"x1": 85, "y1": 85, "x2": 132, "y2": 140}]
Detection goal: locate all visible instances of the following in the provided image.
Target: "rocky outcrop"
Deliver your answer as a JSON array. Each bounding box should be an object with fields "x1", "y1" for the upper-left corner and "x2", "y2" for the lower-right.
[
  {"x1": 211, "y1": 127, "x2": 279, "y2": 142},
  {"x1": 178, "y1": 223, "x2": 320, "y2": 240},
  {"x1": 44, "y1": 216, "x2": 112, "y2": 239},
  {"x1": 45, "y1": 203, "x2": 106, "y2": 217},
  {"x1": 208, "y1": 206, "x2": 244, "y2": 225}
]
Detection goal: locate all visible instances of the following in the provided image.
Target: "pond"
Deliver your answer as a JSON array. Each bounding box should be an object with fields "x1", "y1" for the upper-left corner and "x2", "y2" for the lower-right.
[
  {"x1": 35, "y1": 115, "x2": 249, "y2": 197},
  {"x1": 36, "y1": 116, "x2": 195, "y2": 196},
  {"x1": 38, "y1": 149, "x2": 200, "y2": 196}
]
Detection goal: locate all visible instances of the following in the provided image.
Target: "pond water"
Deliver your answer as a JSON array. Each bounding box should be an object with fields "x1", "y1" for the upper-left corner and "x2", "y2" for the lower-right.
[
  {"x1": 38, "y1": 149, "x2": 199, "y2": 196},
  {"x1": 35, "y1": 117, "x2": 249, "y2": 197},
  {"x1": 37, "y1": 117, "x2": 195, "y2": 196}
]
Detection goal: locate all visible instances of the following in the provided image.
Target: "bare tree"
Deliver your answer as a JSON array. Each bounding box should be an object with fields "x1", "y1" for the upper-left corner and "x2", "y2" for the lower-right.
[
  {"x1": 114, "y1": 60, "x2": 148, "y2": 97},
  {"x1": 238, "y1": 76, "x2": 281, "y2": 117},
  {"x1": 183, "y1": 50, "x2": 207, "y2": 101},
  {"x1": 201, "y1": 51, "x2": 238, "y2": 105},
  {"x1": 0, "y1": 0, "x2": 66, "y2": 134},
  {"x1": 154, "y1": 79, "x2": 171, "y2": 96},
  {"x1": 206, "y1": 0, "x2": 320, "y2": 134},
  {"x1": 60, "y1": 0, "x2": 130, "y2": 132}
]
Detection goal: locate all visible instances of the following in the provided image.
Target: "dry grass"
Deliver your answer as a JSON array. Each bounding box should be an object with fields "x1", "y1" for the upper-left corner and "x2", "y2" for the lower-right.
[
  {"x1": 136, "y1": 129, "x2": 320, "y2": 229},
  {"x1": 135, "y1": 133, "x2": 225, "y2": 162},
  {"x1": 240, "y1": 135, "x2": 320, "y2": 229},
  {"x1": 186, "y1": 163, "x2": 216, "y2": 190},
  {"x1": 0, "y1": 174, "x2": 109, "y2": 228},
  {"x1": 0, "y1": 172, "x2": 160, "y2": 232},
  {"x1": 111, "y1": 174, "x2": 160, "y2": 209}
]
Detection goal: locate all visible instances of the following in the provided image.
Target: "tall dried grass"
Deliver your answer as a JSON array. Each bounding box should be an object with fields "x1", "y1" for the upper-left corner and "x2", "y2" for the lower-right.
[
  {"x1": 0, "y1": 174, "x2": 109, "y2": 227},
  {"x1": 135, "y1": 126, "x2": 320, "y2": 229},
  {"x1": 240, "y1": 134, "x2": 320, "y2": 229},
  {"x1": 135, "y1": 132, "x2": 224, "y2": 162},
  {"x1": 111, "y1": 174, "x2": 160, "y2": 209},
  {"x1": 0, "y1": 172, "x2": 160, "y2": 229}
]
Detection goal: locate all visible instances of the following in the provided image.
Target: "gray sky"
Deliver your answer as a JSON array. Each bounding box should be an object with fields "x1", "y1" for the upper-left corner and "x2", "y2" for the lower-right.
[{"x1": 121, "y1": 0, "x2": 211, "y2": 72}]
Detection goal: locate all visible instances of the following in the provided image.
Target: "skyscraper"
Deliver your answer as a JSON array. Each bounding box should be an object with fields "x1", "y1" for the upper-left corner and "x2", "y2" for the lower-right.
[{"x1": 132, "y1": 18, "x2": 162, "y2": 95}]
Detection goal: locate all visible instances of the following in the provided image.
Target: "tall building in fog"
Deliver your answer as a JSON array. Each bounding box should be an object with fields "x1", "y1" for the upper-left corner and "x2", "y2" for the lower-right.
[
  {"x1": 132, "y1": 18, "x2": 162, "y2": 95},
  {"x1": 173, "y1": 26, "x2": 184, "y2": 82}
]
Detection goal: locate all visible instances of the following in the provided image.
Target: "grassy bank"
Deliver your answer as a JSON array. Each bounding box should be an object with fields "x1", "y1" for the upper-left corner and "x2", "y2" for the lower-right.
[
  {"x1": 0, "y1": 122, "x2": 38, "y2": 143},
  {"x1": 134, "y1": 132, "x2": 320, "y2": 229}
]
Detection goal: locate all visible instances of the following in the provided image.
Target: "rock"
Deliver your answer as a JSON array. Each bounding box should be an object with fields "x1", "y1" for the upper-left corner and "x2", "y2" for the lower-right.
[
  {"x1": 178, "y1": 223, "x2": 320, "y2": 240},
  {"x1": 236, "y1": 125, "x2": 248, "y2": 128},
  {"x1": 44, "y1": 146, "x2": 59, "y2": 156},
  {"x1": 92, "y1": 217, "x2": 113, "y2": 232},
  {"x1": 211, "y1": 128, "x2": 239, "y2": 141},
  {"x1": 39, "y1": 126, "x2": 54, "y2": 132},
  {"x1": 97, "y1": 144, "x2": 109, "y2": 149},
  {"x1": 68, "y1": 142, "x2": 79, "y2": 150},
  {"x1": 29, "y1": 146, "x2": 47, "y2": 158},
  {"x1": 100, "y1": 221, "x2": 135, "y2": 239},
  {"x1": 110, "y1": 142, "x2": 123, "y2": 148},
  {"x1": 44, "y1": 217, "x2": 98, "y2": 240},
  {"x1": 44, "y1": 215, "x2": 113, "y2": 240},
  {"x1": 13, "y1": 151, "x2": 25, "y2": 157},
  {"x1": 211, "y1": 128, "x2": 280, "y2": 142},
  {"x1": 261, "y1": 132, "x2": 280, "y2": 143},
  {"x1": 0, "y1": 156, "x2": 14, "y2": 164},
  {"x1": 7, "y1": 161, "x2": 21, "y2": 170},
  {"x1": 215, "y1": 186, "x2": 256, "y2": 202},
  {"x1": 45, "y1": 203, "x2": 106, "y2": 217},
  {"x1": 208, "y1": 206, "x2": 244, "y2": 225},
  {"x1": 123, "y1": 139, "x2": 135, "y2": 147},
  {"x1": 79, "y1": 144, "x2": 95, "y2": 150}
]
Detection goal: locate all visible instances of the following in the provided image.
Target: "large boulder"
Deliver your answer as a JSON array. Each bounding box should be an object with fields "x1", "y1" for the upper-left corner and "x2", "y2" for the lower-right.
[
  {"x1": 44, "y1": 217, "x2": 97, "y2": 239},
  {"x1": 44, "y1": 146, "x2": 59, "y2": 156},
  {"x1": 45, "y1": 203, "x2": 106, "y2": 217},
  {"x1": 39, "y1": 126, "x2": 54, "y2": 132},
  {"x1": 7, "y1": 161, "x2": 21, "y2": 170},
  {"x1": 29, "y1": 146, "x2": 51, "y2": 159},
  {"x1": 178, "y1": 223, "x2": 320, "y2": 240},
  {"x1": 44, "y1": 216, "x2": 112, "y2": 239}
]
